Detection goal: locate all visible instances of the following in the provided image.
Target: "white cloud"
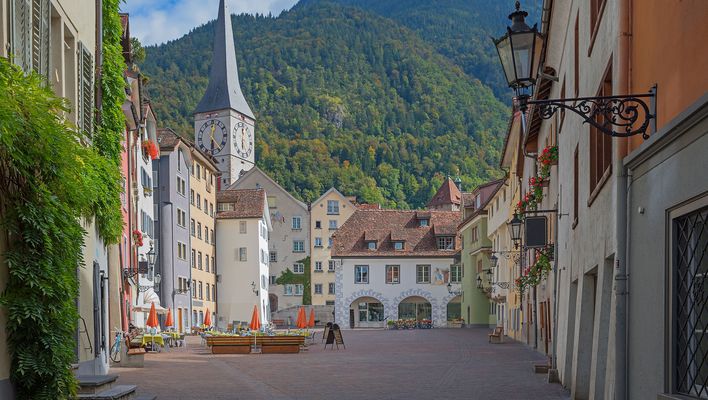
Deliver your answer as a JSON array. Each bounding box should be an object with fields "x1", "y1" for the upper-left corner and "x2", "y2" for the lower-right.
[{"x1": 122, "y1": 0, "x2": 298, "y2": 46}]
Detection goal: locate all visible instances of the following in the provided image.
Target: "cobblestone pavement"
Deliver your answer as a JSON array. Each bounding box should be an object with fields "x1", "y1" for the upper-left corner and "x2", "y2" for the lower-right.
[{"x1": 116, "y1": 328, "x2": 570, "y2": 400}]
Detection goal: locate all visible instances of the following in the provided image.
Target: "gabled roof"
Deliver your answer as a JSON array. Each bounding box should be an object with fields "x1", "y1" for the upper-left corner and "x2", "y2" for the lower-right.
[
  {"x1": 427, "y1": 177, "x2": 462, "y2": 208},
  {"x1": 312, "y1": 187, "x2": 357, "y2": 209},
  {"x1": 332, "y1": 209, "x2": 461, "y2": 258},
  {"x1": 458, "y1": 179, "x2": 505, "y2": 230},
  {"x1": 229, "y1": 166, "x2": 308, "y2": 211},
  {"x1": 193, "y1": 0, "x2": 254, "y2": 118},
  {"x1": 216, "y1": 188, "x2": 266, "y2": 219}
]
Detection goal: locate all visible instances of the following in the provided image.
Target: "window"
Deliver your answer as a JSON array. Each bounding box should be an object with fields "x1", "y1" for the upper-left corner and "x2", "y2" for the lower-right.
[
  {"x1": 212, "y1": 286, "x2": 215, "y2": 302},
  {"x1": 270, "y1": 275, "x2": 277, "y2": 285},
  {"x1": 218, "y1": 202, "x2": 235, "y2": 212},
  {"x1": 315, "y1": 221, "x2": 321, "y2": 229},
  {"x1": 437, "y1": 236, "x2": 455, "y2": 250},
  {"x1": 206, "y1": 283, "x2": 210, "y2": 301},
  {"x1": 191, "y1": 249, "x2": 196, "y2": 268},
  {"x1": 190, "y1": 189, "x2": 195, "y2": 205},
  {"x1": 386, "y1": 265, "x2": 400, "y2": 284},
  {"x1": 204, "y1": 199, "x2": 208, "y2": 212},
  {"x1": 205, "y1": 227, "x2": 209, "y2": 243},
  {"x1": 238, "y1": 247, "x2": 247, "y2": 261},
  {"x1": 196, "y1": 164, "x2": 201, "y2": 179},
  {"x1": 196, "y1": 194, "x2": 201, "y2": 209},
  {"x1": 190, "y1": 219, "x2": 195, "y2": 236},
  {"x1": 314, "y1": 237, "x2": 323, "y2": 247},
  {"x1": 416, "y1": 265, "x2": 431, "y2": 284},
  {"x1": 589, "y1": 63, "x2": 613, "y2": 196},
  {"x1": 450, "y1": 265, "x2": 462, "y2": 283},
  {"x1": 314, "y1": 284, "x2": 323, "y2": 294},
  {"x1": 292, "y1": 216, "x2": 302, "y2": 230},
  {"x1": 210, "y1": 203, "x2": 214, "y2": 217},
  {"x1": 192, "y1": 280, "x2": 196, "y2": 298},
  {"x1": 177, "y1": 242, "x2": 187, "y2": 260},
  {"x1": 329, "y1": 220, "x2": 337, "y2": 230},
  {"x1": 419, "y1": 219, "x2": 429, "y2": 227},
  {"x1": 239, "y1": 221, "x2": 247, "y2": 234},
  {"x1": 269, "y1": 252, "x2": 277, "y2": 262},
  {"x1": 191, "y1": 162, "x2": 195, "y2": 176},
  {"x1": 294, "y1": 284, "x2": 304, "y2": 296},
  {"x1": 327, "y1": 200, "x2": 339, "y2": 215},
  {"x1": 328, "y1": 260, "x2": 336, "y2": 272},
  {"x1": 267, "y1": 196, "x2": 277, "y2": 209},
  {"x1": 355, "y1": 265, "x2": 369, "y2": 284},
  {"x1": 574, "y1": 13, "x2": 579, "y2": 96},
  {"x1": 472, "y1": 227, "x2": 479, "y2": 242},
  {"x1": 394, "y1": 241, "x2": 404, "y2": 251},
  {"x1": 328, "y1": 237, "x2": 333, "y2": 248},
  {"x1": 177, "y1": 176, "x2": 186, "y2": 196},
  {"x1": 293, "y1": 263, "x2": 304, "y2": 274},
  {"x1": 205, "y1": 255, "x2": 210, "y2": 272},
  {"x1": 367, "y1": 241, "x2": 377, "y2": 251},
  {"x1": 212, "y1": 257, "x2": 216, "y2": 273},
  {"x1": 210, "y1": 229, "x2": 215, "y2": 244},
  {"x1": 328, "y1": 283, "x2": 335, "y2": 294},
  {"x1": 177, "y1": 209, "x2": 186, "y2": 228},
  {"x1": 198, "y1": 281, "x2": 203, "y2": 299},
  {"x1": 590, "y1": 0, "x2": 607, "y2": 37},
  {"x1": 573, "y1": 145, "x2": 579, "y2": 226},
  {"x1": 284, "y1": 284, "x2": 293, "y2": 296},
  {"x1": 197, "y1": 222, "x2": 202, "y2": 239},
  {"x1": 293, "y1": 240, "x2": 304, "y2": 253},
  {"x1": 314, "y1": 261, "x2": 323, "y2": 272},
  {"x1": 197, "y1": 252, "x2": 203, "y2": 270}
]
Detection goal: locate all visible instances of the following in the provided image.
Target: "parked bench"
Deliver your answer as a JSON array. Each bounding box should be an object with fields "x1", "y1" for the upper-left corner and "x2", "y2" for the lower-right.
[
  {"x1": 205, "y1": 336, "x2": 253, "y2": 354},
  {"x1": 259, "y1": 336, "x2": 305, "y2": 354},
  {"x1": 488, "y1": 326, "x2": 504, "y2": 344}
]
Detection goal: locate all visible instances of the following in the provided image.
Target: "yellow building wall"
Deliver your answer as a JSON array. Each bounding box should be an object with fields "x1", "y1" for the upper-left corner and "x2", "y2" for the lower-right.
[
  {"x1": 189, "y1": 156, "x2": 217, "y2": 326},
  {"x1": 310, "y1": 190, "x2": 355, "y2": 305}
]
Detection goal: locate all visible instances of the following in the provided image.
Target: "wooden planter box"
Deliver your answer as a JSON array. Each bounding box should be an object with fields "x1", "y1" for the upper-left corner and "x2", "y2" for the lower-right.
[{"x1": 447, "y1": 321, "x2": 464, "y2": 328}]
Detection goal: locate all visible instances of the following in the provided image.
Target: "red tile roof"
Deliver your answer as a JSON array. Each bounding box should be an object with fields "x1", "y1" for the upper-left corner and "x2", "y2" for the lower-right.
[
  {"x1": 332, "y1": 209, "x2": 461, "y2": 258},
  {"x1": 458, "y1": 180, "x2": 505, "y2": 229},
  {"x1": 427, "y1": 178, "x2": 462, "y2": 208},
  {"x1": 216, "y1": 189, "x2": 265, "y2": 219}
]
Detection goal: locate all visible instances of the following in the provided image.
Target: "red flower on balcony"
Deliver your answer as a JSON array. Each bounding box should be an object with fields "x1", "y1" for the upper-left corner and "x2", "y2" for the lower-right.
[
  {"x1": 142, "y1": 140, "x2": 159, "y2": 160},
  {"x1": 132, "y1": 229, "x2": 144, "y2": 247}
]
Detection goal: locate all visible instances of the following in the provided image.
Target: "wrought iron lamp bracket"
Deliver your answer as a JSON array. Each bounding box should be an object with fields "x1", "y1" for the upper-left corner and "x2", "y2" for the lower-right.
[
  {"x1": 521, "y1": 91, "x2": 656, "y2": 139},
  {"x1": 137, "y1": 285, "x2": 155, "y2": 293}
]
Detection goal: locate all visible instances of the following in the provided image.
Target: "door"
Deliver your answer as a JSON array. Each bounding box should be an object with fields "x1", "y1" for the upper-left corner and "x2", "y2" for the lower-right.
[
  {"x1": 178, "y1": 308, "x2": 183, "y2": 333},
  {"x1": 349, "y1": 309, "x2": 355, "y2": 329}
]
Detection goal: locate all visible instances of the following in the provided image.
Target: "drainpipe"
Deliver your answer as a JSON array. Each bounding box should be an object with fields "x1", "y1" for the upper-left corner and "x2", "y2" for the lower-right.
[{"x1": 615, "y1": 0, "x2": 632, "y2": 398}]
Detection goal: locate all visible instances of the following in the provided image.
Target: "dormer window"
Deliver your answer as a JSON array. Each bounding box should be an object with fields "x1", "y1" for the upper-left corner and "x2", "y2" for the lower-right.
[
  {"x1": 436, "y1": 236, "x2": 455, "y2": 250},
  {"x1": 367, "y1": 241, "x2": 377, "y2": 251},
  {"x1": 394, "y1": 241, "x2": 404, "y2": 251},
  {"x1": 419, "y1": 219, "x2": 429, "y2": 227}
]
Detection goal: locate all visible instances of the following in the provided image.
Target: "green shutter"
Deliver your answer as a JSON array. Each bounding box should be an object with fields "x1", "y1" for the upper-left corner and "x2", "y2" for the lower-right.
[{"x1": 77, "y1": 42, "x2": 94, "y2": 136}]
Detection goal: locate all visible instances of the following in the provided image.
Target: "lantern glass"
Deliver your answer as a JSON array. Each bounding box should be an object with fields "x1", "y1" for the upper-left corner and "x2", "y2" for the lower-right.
[
  {"x1": 476, "y1": 276, "x2": 483, "y2": 289},
  {"x1": 490, "y1": 254, "x2": 499, "y2": 268},
  {"x1": 147, "y1": 246, "x2": 156, "y2": 266},
  {"x1": 508, "y1": 214, "x2": 523, "y2": 243}
]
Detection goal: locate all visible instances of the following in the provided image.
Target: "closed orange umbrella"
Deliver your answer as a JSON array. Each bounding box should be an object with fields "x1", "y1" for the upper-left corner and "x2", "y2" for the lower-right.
[
  {"x1": 297, "y1": 306, "x2": 307, "y2": 329},
  {"x1": 165, "y1": 308, "x2": 174, "y2": 328},
  {"x1": 249, "y1": 305, "x2": 261, "y2": 331},
  {"x1": 203, "y1": 308, "x2": 211, "y2": 327},
  {"x1": 308, "y1": 308, "x2": 315, "y2": 328},
  {"x1": 146, "y1": 303, "x2": 159, "y2": 328}
]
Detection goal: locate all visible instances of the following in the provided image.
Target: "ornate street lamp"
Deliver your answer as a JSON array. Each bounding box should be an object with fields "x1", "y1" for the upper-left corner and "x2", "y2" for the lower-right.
[
  {"x1": 493, "y1": 1, "x2": 544, "y2": 99},
  {"x1": 493, "y1": 1, "x2": 656, "y2": 138},
  {"x1": 447, "y1": 282, "x2": 463, "y2": 296},
  {"x1": 147, "y1": 245, "x2": 156, "y2": 266},
  {"x1": 476, "y1": 276, "x2": 483, "y2": 289},
  {"x1": 508, "y1": 214, "x2": 523, "y2": 249},
  {"x1": 490, "y1": 254, "x2": 499, "y2": 268}
]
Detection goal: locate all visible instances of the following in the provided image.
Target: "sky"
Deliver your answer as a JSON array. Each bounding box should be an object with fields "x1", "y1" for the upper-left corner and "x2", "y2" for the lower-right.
[{"x1": 122, "y1": 0, "x2": 299, "y2": 46}]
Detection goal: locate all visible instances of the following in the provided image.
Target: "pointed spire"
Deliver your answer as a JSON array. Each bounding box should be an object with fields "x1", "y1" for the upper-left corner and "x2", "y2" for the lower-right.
[{"x1": 194, "y1": 0, "x2": 255, "y2": 118}]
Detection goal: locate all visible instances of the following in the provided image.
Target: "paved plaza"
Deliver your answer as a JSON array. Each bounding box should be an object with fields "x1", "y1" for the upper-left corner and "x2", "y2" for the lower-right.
[{"x1": 117, "y1": 328, "x2": 570, "y2": 400}]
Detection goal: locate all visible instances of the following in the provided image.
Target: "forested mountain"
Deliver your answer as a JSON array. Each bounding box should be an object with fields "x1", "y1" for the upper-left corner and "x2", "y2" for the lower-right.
[{"x1": 140, "y1": 0, "x2": 513, "y2": 208}]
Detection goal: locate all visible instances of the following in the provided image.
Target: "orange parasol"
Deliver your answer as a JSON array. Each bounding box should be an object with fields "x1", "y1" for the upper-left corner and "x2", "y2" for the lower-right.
[
  {"x1": 203, "y1": 308, "x2": 211, "y2": 327},
  {"x1": 308, "y1": 308, "x2": 315, "y2": 328},
  {"x1": 249, "y1": 305, "x2": 261, "y2": 331},
  {"x1": 296, "y1": 306, "x2": 307, "y2": 329},
  {"x1": 165, "y1": 308, "x2": 174, "y2": 327},
  {"x1": 146, "y1": 302, "x2": 159, "y2": 328}
]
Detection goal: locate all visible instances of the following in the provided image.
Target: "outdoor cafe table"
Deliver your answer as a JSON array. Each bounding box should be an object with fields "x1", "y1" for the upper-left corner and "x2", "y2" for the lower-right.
[
  {"x1": 140, "y1": 334, "x2": 165, "y2": 350},
  {"x1": 164, "y1": 332, "x2": 180, "y2": 347}
]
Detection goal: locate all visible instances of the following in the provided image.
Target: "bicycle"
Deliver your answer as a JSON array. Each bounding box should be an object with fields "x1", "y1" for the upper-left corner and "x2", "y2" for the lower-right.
[{"x1": 109, "y1": 329, "x2": 126, "y2": 363}]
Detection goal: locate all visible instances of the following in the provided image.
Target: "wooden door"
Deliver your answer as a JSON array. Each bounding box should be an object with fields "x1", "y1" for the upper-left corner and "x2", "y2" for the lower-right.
[{"x1": 178, "y1": 308, "x2": 183, "y2": 333}]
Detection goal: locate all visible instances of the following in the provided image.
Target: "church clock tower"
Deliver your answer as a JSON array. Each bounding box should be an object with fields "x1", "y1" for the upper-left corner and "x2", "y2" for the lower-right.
[{"x1": 194, "y1": 0, "x2": 255, "y2": 187}]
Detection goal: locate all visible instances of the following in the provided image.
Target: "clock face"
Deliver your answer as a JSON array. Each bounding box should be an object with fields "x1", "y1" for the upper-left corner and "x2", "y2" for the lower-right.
[
  {"x1": 197, "y1": 119, "x2": 227, "y2": 155},
  {"x1": 233, "y1": 121, "x2": 253, "y2": 158}
]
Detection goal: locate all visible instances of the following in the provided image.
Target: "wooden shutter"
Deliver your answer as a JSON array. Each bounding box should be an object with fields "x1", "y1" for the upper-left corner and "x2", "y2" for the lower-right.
[
  {"x1": 30, "y1": 0, "x2": 50, "y2": 77},
  {"x1": 12, "y1": 0, "x2": 32, "y2": 71},
  {"x1": 77, "y1": 42, "x2": 94, "y2": 136}
]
